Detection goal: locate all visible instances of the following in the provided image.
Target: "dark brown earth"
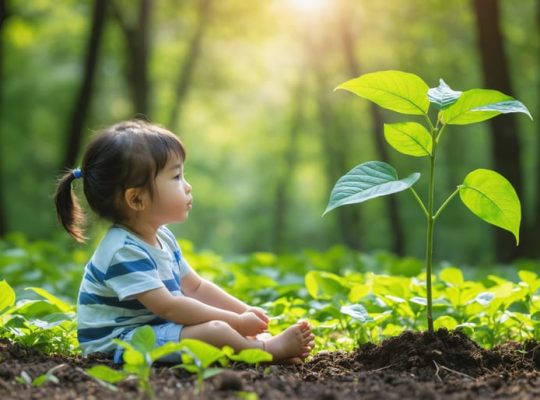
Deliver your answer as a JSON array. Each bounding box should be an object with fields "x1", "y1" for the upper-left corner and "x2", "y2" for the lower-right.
[{"x1": 0, "y1": 329, "x2": 539, "y2": 399}]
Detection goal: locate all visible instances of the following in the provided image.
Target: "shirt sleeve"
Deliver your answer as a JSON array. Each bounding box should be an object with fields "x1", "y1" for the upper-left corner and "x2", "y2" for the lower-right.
[
  {"x1": 159, "y1": 226, "x2": 191, "y2": 278},
  {"x1": 104, "y1": 244, "x2": 164, "y2": 301}
]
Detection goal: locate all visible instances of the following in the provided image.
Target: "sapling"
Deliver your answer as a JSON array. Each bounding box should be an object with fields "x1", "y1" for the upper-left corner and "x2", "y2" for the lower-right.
[{"x1": 324, "y1": 70, "x2": 532, "y2": 332}]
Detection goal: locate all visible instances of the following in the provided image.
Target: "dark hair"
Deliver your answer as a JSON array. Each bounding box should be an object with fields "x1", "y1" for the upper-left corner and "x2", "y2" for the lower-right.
[{"x1": 54, "y1": 120, "x2": 186, "y2": 242}]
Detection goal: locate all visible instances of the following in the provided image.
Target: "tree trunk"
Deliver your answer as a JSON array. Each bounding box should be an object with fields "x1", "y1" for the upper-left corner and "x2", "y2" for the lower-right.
[
  {"x1": 0, "y1": 0, "x2": 8, "y2": 236},
  {"x1": 311, "y1": 45, "x2": 363, "y2": 250},
  {"x1": 472, "y1": 0, "x2": 524, "y2": 261},
  {"x1": 339, "y1": 7, "x2": 405, "y2": 256},
  {"x1": 111, "y1": 0, "x2": 152, "y2": 117},
  {"x1": 168, "y1": 0, "x2": 212, "y2": 131},
  {"x1": 61, "y1": 0, "x2": 107, "y2": 170},
  {"x1": 272, "y1": 78, "x2": 304, "y2": 252}
]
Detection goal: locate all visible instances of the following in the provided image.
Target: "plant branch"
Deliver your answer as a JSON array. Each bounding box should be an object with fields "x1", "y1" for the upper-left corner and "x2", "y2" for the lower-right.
[
  {"x1": 433, "y1": 186, "x2": 461, "y2": 220},
  {"x1": 435, "y1": 124, "x2": 448, "y2": 144},
  {"x1": 409, "y1": 188, "x2": 428, "y2": 219},
  {"x1": 424, "y1": 114, "x2": 435, "y2": 131}
]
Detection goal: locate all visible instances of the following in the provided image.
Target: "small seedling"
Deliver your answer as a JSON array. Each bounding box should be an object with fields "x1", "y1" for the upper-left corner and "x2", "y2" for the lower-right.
[
  {"x1": 86, "y1": 325, "x2": 183, "y2": 399},
  {"x1": 325, "y1": 70, "x2": 532, "y2": 332},
  {"x1": 173, "y1": 339, "x2": 272, "y2": 394},
  {"x1": 16, "y1": 364, "x2": 66, "y2": 387},
  {"x1": 86, "y1": 325, "x2": 272, "y2": 398}
]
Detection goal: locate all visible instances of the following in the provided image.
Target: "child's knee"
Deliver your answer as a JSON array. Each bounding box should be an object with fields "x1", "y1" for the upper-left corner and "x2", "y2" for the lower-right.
[{"x1": 207, "y1": 320, "x2": 233, "y2": 333}]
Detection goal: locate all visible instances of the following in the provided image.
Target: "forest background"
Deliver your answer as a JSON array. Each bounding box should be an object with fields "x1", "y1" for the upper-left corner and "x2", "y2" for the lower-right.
[{"x1": 0, "y1": 0, "x2": 538, "y2": 266}]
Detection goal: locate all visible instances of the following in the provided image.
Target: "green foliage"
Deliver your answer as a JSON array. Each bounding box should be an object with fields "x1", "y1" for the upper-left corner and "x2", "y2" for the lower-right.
[
  {"x1": 459, "y1": 169, "x2": 521, "y2": 244},
  {"x1": 86, "y1": 326, "x2": 271, "y2": 398},
  {"x1": 327, "y1": 70, "x2": 531, "y2": 331},
  {"x1": 1, "y1": 235, "x2": 539, "y2": 362},
  {"x1": 323, "y1": 161, "x2": 420, "y2": 215},
  {"x1": 0, "y1": 280, "x2": 77, "y2": 354}
]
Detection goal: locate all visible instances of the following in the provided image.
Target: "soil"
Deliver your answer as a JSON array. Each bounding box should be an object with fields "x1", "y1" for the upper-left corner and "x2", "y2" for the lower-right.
[{"x1": 0, "y1": 329, "x2": 539, "y2": 399}]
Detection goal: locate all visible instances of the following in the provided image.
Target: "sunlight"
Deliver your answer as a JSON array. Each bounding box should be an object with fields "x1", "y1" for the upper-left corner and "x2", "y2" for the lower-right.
[{"x1": 289, "y1": 0, "x2": 328, "y2": 12}]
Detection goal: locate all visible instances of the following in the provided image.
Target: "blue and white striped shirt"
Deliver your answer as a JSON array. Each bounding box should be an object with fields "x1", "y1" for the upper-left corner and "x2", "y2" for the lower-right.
[{"x1": 76, "y1": 225, "x2": 191, "y2": 355}]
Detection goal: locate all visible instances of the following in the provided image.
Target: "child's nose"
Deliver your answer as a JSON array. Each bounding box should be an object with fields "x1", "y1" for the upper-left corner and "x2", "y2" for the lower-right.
[{"x1": 185, "y1": 181, "x2": 192, "y2": 193}]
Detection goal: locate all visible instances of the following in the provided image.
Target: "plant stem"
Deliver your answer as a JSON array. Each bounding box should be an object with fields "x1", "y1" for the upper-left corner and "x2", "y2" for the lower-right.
[
  {"x1": 433, "y1": 187, "x2": 461, "y2": 221},
  {"x1": 410, "y1": 187, "x2": 429, "y2": 219},
  {"x1": 425, "y1": 127, "x2": 438, "y2": 333}
]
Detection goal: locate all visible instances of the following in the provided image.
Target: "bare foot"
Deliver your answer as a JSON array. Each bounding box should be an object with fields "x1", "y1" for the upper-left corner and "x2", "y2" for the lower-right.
[{"x1": 261, "y1": 321, "x2": 314, "y2": 361}]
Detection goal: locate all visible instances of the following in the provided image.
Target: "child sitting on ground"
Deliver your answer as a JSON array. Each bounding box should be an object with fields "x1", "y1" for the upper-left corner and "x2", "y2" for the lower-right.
[{"x1": 54, "y1": 120, "x2": 314, "y2": 363}]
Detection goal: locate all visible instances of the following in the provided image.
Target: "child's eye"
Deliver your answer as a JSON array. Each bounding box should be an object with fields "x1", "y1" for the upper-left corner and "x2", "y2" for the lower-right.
[{"x1": 173, "y1": 174, "x2": 181, "y2": 180}]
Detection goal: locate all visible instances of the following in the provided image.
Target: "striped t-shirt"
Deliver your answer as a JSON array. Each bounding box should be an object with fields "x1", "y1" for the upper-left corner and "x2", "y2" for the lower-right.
[{"x1": 77, "y1": 225, "x2": 191, "y2": 355}]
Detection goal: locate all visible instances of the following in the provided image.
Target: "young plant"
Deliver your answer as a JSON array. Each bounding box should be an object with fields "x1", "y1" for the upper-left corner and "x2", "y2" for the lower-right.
[
  {"x1": 86, "y1": 325, "x2": 272, "y2": 398},
  {"x1": 86, "y1": 325, "x2": 184, "y2": 399},
  {"x1": 173, "y1": 339, "x2": 272, "y2": 395},
  {"x1": 324, "y1": 70, "x2": 532, "y2": 332}
]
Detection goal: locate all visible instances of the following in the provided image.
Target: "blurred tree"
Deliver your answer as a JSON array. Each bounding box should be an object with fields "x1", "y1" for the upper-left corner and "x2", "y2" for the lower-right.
[
  {"x1": 111, "y1": 0, "x2": 152, "y2": 117},
  {"x1": 272, "y1": 75, "x2": 305, "y2": 252},
  {"x1": 472, "y1": 0, "x2": 525, "y2": 261},
  {"x1": 338, "y1": 1, "x2": 405, "y2": 256},
  {"x1": 0, "y1": 0, "x2": 8, "y2": 235},
  {"x1": 168, "y1": 0, "x2": 212, "y2": 131},
  {"x1": 310, "y1": 33, "x2": 362, "y2": 250},
  {"x1": 61, "y1": 0, "x2": 107, "y2": 170}
]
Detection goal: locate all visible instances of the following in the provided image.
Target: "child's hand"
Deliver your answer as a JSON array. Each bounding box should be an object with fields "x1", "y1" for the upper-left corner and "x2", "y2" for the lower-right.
[
  {"x1": 244, "y1": 306, "x2": 270, "y2": 324},
  {"x1": 236, "y1": 312, "x2": 268, "y2": 337}
]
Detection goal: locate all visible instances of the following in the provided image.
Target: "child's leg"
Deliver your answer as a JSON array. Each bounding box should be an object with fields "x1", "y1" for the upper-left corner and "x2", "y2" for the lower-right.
[{"x1": 180, "y1": 320, "x2": 314, "y2": 361}]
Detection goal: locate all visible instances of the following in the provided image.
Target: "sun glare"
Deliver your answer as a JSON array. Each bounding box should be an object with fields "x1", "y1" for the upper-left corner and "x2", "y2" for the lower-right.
[{"x1": 289, "y1": 0, "x2": 328, "y2": 12}]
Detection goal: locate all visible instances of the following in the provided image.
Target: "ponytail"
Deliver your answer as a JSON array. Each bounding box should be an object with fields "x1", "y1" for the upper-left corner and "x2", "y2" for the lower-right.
[{"x1": 54, "y1": 170, "x2": 86, "y2": 242}]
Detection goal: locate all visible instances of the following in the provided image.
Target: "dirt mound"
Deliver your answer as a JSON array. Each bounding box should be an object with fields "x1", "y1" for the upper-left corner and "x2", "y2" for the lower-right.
[{"x1": 306, "y1": 329, "x2": 539, "y2": 378}]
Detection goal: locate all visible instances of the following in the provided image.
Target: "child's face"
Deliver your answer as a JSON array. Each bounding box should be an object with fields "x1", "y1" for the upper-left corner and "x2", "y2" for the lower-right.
[{"x1": 149, "y1": 153, "x2": 193, "y2": 225}]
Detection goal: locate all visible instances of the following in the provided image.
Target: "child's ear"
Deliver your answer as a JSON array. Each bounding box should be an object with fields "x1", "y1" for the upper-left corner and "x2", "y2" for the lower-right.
[{"x1": 124, "y1": 188, "x2": 147, "y2": 211}]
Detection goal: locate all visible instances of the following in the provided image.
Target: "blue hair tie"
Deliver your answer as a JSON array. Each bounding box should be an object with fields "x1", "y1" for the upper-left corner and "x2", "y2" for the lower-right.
[{"x1": 72, "y1": 168, "x2": 83, "y2": 179}]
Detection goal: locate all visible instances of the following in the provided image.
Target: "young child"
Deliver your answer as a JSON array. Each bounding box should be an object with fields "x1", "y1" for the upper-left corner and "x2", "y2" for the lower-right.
[{"x1": 54, "y1": 120, "x2": 314, "y2": 363}]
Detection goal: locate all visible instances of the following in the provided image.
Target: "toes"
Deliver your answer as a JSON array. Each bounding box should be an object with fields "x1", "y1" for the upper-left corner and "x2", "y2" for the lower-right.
[{"x1": 298, "y1": 320, "x2": 310, "y2": 332}]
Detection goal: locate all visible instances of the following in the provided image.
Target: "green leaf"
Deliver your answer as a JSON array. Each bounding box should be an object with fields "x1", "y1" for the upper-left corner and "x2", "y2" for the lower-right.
[
  {"x1": 179, "y1": 339, "x2": 225, "y2": 368},
  {"x1": 113, "y1": 339, "x2": 145, "y2": 365},
  {"x1": 0, "y1": 280, "x2": 16, "y2": 314},
  {"x1": 440, "y1": 267, "x2": 464, "y2": 286},
  {"x1": 149, "y1": 342, "x2": 184, "y2": 363},
  {"x1": 228, "y1": 348, "x2": 273, "y2": 364},
  {"x1": 324, "y1": 161, "x2": 420, "y2": 215},
  {"x1": 340, "y1": 304, "x2": 373, "y2": 323},
  {"x1": 384, "y1": 122, "x2": 432, "y2": 157},
  {"x1": 410, "y1": 297, "x2": 427, "y2": 306},
  {"x1": 201, "y1": 368, "x2": 224, "y2": 380},
  {"x1": 441, "y1": 89, "x2": 532, "y2": 125},
  {"x1": 305, "y1": 271, "x2": 347, "y2": 300},
  {"x1": 434, "y1": 315, "x2": 458, "y2": 330},
  {"x1": 459, "y1": 169, "x2": 521, "y2": 244},
  {"x1": 336, "y1": 70, "x2": 430, "y2": 115},
  {"x1": 85, "y1": 365, "x2": 127, "y2": 383},
  {"x1": 475, "y1": 292, "x2": 495, "y2": 306},
  {"x1": 130, "y1": 325, "x2": 156, "y2": 354},
  {"x1": 428, "y1": 79, "x2": 462, "y2": 110},
  {"x1": 25, "y1": 287, "x2": 73, "y2": 312}
]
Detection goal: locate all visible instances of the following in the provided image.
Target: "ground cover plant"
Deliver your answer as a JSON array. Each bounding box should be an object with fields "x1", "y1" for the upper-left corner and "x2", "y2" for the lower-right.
[{"x1": 1, "y1": 234, "x2": 539, "y2": 398}]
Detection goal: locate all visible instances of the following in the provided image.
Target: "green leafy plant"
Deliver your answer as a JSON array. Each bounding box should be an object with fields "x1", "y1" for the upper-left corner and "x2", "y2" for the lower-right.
[
  {"x1": 86, "y1": 325, "x2": 272, "y2": 398},
  {"x1": 86, "y1": 325, "x2": 183, "y2": 399},
  {"x1": 324, "y1": 70, "x2": 532, "y2": 332},
  {"x1": 0, "y1": 280, "x2": 78, "y2": 354}
]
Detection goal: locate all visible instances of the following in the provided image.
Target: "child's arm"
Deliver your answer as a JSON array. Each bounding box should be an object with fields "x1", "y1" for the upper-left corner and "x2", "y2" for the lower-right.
[
  {"x1": 181, "y1": 270, "x2": 270, "y2": 324},
  {"x1": 135, "y1": 287, "x2": 266, "y2": 336}
]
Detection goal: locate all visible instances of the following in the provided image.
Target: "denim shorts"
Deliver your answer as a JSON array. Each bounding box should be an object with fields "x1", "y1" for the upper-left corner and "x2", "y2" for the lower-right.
[{"x1": 113, "y1": 322, "x2": 183, "y2": 364}]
